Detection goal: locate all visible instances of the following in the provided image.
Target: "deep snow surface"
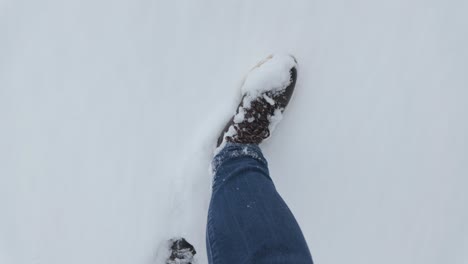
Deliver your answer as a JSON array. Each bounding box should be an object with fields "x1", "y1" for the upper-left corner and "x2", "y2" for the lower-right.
[{"x1": 1, "y1": 0, "x2": 467, "y2": 264}]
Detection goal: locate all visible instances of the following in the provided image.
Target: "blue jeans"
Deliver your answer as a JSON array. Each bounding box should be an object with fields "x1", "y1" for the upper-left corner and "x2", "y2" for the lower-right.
[{"x1": 206, "y1": 143, "x2": 313, "y2": 264}]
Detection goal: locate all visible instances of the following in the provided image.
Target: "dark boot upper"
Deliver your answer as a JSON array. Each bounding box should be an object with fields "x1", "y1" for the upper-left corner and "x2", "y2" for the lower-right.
[{"x1": 217, "y1": 55, "x2": 298, "y2": 148}]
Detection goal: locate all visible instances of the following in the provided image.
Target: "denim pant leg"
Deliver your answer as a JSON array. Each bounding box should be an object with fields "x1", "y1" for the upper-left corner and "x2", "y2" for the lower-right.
[{"x1": 206, "y1": 143, "x2": 313, "y2": 264}]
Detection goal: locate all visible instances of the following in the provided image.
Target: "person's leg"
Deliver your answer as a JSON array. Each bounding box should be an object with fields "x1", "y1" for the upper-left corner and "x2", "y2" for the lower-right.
[
  {"x1": 203, "y1": 54, "x2": 312, "y2": 263},
  {"x1": 206, "y1": 143, "x2": 313, "y2": 264}
]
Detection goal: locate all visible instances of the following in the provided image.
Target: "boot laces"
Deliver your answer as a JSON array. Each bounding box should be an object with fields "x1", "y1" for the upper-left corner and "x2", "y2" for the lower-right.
[{"x1": 226, "y1": 97, "x2": 275, "y2": 144}]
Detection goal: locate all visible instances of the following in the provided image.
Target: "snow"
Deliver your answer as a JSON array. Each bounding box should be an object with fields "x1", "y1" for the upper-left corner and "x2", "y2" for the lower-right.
[
  {"x1": 268, "y1": 108, "x2": 284, "y2": 134},
  {"x1": 1, "y1": 1, "x2": 468, "y2": 264},
  {"x1": 240, "y1": 54, "x2": 297, "y2": 106},
  {"x1": 233, "y1": 107, "x2": 245, "y2": 124},
  {"x1": 262, "y1": 94, "x2": 276, "y2": 106},
  {"x1": 240, "y1": 54, "x2": 296, "y2": 110}
]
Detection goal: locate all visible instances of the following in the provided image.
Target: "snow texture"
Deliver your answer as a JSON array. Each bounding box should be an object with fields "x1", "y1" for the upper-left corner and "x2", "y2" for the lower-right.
[
  {"x1": 240, "y1": 54, "x2": 296, "y2": 108},
  {"x1": 1, "y1": 1, "x2": 468, "y2": 264}
]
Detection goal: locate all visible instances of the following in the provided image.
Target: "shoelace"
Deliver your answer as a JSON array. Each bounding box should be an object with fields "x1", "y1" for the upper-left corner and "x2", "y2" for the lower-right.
[{"x1": 226, "y1": 98, "x2": 274, "y2": 144}]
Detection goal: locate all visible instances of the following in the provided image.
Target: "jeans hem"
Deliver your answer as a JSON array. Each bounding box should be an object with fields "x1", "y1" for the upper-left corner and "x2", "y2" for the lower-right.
[{"x1": 211, "y1": 143, "x2": 267, "y2": 175}]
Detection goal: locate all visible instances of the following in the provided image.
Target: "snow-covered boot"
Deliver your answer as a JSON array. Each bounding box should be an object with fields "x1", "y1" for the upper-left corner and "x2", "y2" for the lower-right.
[
  {"x1": 166, "y1": 238, "x2": 196, "y2": 264},
  {"x1": 217, "y1": 54, "x2": 298, "y2": 148}
]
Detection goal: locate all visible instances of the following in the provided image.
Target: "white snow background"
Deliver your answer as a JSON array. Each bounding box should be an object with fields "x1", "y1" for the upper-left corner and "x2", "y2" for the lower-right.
[{"x1": 1, "y1": 0, "x2": 467, "y2": 263}]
